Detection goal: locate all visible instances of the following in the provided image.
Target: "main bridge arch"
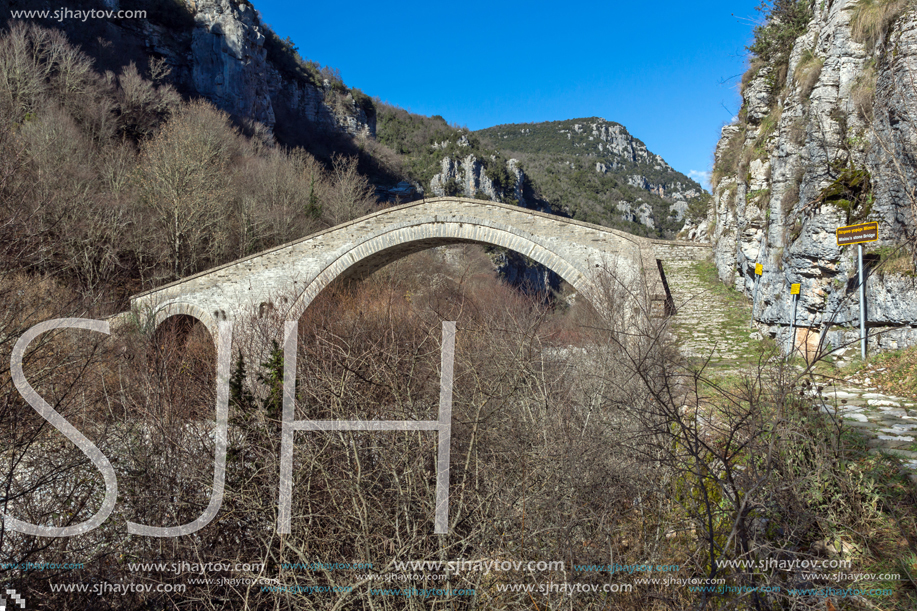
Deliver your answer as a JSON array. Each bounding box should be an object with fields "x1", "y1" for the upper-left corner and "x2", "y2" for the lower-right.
[
  {"x1": 287, "y1": 218, "x2": 602, "y2": 324},
  {"x1": 129, "y1": 197, "x2": 709, "y2": 337}
]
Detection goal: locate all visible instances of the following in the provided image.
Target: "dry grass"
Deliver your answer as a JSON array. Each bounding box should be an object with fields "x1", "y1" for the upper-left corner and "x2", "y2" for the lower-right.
[
  {"x1": 788, "y1": 116, "x2": 807, "y2": 146},
  {"x1": 850, "y1": 0, "x2": 910, "y2": 49},
  {"x1": 881, "y1": 249, "x2": 915, "y2": 274},
  {"x1": 772, "y1": 58, "x2": 790, "y2": 97},
  {"x1": 852, "y1": 61, "x2": 878, "y2": 122},
  {"x1": 856, "y1": 345, "x2": 917, "y2": 398},
  {"x1": 872, "y1": 243, "x2": 916, "y2": 275},
  {"x1": 711, "y1": 126, "x2": 746, "y2": 188},
  {"x1": 780, "y1": 166, "x2": 807, "y2": 216},
  {"x1": 781, "y1": 182, "x2": 800, "y2": 215},
  {"x1": 794, "y1": 49, "x2": 824, "y2": 101},
  {"x1": 740, "y1": 106, "x2": 781, "y2": 174},
  {"x1": 741, "y1": 59, "x2": 767, "y2": 94}
]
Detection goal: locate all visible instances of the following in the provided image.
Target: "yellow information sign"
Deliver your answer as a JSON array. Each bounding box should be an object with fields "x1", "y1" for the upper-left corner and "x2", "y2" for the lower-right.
[
  {"x1": 755, "y1": 263, "x2": 763, "y2": 276},
  {"x1": 790, "y1": 283, "x2": 800, "y2": 295},
  {"x1": 836, "y1": 221, "x2": 878, "y2": 246}
]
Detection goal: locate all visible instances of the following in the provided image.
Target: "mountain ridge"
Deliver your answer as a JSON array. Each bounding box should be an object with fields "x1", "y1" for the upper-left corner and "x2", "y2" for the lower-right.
[{"x1": 476, "y1": 117, "x2": 710, "y2": 237}]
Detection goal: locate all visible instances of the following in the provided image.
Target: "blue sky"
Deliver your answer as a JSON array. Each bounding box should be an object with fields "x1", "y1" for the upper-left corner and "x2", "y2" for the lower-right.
[{"x1": 253, "y1": 0, "x2": 764, "y2": 190}]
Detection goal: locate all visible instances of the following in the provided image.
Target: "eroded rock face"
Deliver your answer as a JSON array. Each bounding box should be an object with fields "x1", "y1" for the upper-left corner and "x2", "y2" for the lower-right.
[
  {"x1": 708, "y1": 0, "x2": 917, "y2": 355},
  {"x1": 744, "y1": 64, "x2": 774, "y2": 124},
  {"x1": 430, "y1": 155, "x2": 526, "y2": 205},
  {"x1": 616, "y1": 200, "x2": 656, "y2": 229},
  {"x1": 593, "y1": 122, "x2": 651, "y2": 162},
  {"x1": 145, "y1": 0, "x2": 374, "y2": 137},
  {"x1": 492, "y1": 249, "x2": 562, "y2": 296},
  {"x1": 871, "y1": 9, "x2": 917, "y2": 236},
  {"x1": 190, "y1": 1, "x2": 274, "y2": 127},
  {"x1": 428, "y1": 154, "x2": 562, "y2": 293}
]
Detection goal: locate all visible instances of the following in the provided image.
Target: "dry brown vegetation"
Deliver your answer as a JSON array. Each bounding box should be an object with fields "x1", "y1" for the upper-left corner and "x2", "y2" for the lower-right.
[
  {"x1": 794, "y1": 49, "x2": 824, "y2": 102},
  {"x1": 3, "y1": 18, "x2": 917, "y2": 611},
  {"x1": 850, "y1": 0, "x2": 910, "y2": 50},
  {"x1": 0, "y1": 22, "x2": 381, "y2": 309},
  {"x1": 4, "y1": 245, "x2": 916, "y2": 610},
  {"x1": 852, "y1": 61, "x2": 878, "y2": 123}
]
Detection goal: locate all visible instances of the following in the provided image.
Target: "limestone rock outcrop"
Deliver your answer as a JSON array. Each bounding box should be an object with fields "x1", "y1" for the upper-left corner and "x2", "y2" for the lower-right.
[
  {"x1": 706, "y1": 0, "x2": 917, "y2": 356},
  {"x1": 617, "y1": 201, "x2": 656, "y2": 229},
  {"x1": 110, "y1": 0, "x2": 374, "y2": 138},
  {"x1": 430, "y1": 155, "x2": 526, "y2": 205},
  {"x1": 428, "y1": 149, "x2": 559, "y2": 292}
]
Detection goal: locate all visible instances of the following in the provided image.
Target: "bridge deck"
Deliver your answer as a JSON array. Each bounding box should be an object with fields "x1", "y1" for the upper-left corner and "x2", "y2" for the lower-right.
[{"x1": 129, "y1": 198, "x2": 710, "y2": 333}]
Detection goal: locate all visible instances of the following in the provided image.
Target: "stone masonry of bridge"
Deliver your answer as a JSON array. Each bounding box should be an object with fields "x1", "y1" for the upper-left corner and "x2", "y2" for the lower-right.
[{"x1": 129, "y1": 198, "x2": 711, "y2": 335}]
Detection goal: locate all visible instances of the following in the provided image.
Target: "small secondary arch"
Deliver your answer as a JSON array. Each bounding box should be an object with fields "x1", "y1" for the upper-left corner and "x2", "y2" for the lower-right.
[{"x1": 150, "y1": 301, "x2": 220, "y2": 345}]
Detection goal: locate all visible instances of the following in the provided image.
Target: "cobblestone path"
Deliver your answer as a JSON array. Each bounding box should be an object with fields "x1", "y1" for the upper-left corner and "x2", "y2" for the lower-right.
[
  {"x1": 816, "y1": 378, "x2": 917, "y2": 475},
  {"x1": 663, "y1": 259, "x2": 917, "y2": 478},
  {"x1": 663, "y1": 260, "x2": 760, "y2": 367}
]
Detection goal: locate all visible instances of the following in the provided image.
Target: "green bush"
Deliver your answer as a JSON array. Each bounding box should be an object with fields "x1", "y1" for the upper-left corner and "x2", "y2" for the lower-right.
[
  {"x1": 747, "y1": 1, "x2": 813, "y2": 64},
  {"x1": 475, "y1": 118, "x2": 706, "y2": 237},
  {"x1": 481, "y1": 154, "x2": 514, "y2": 193},
  {"x1": 815, "y1": 162, "x2": 874, "y2": 224},
  {"x1": 685, "y1": 193, "x2": 712, "y2": 223},
  {"x1": 441, "y1": 177, "x2": 461, "y2": 196},
  {"x1": 350, "y1": 88, "x2": 374, "y2": 114},
  {"x1": 262, "y1": 26, "x2": 320, "y2": 85}
]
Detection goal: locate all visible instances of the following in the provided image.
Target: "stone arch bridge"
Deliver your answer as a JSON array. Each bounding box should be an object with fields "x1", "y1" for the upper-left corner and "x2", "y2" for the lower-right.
[{"x1": 129, "y1": 197, "x2": 710, "y2": 335}]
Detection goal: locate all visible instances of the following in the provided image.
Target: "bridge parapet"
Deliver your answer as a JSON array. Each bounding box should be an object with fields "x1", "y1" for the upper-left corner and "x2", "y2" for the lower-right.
[
  {"x1": 651, "y1": 240, "x2": 713, "y2": 261},
  {"x1": 129, "y1": 198, "x2": 709, "y2": 336}
]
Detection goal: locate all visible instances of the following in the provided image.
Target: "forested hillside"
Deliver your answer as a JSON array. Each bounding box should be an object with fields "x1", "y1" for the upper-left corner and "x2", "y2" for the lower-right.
[
  {"x1": 477, "y1": 118, "x2": 711, "y2": 237},
  {"x1": 0, "y1": 22, "x2": 381, "y2": 313}
]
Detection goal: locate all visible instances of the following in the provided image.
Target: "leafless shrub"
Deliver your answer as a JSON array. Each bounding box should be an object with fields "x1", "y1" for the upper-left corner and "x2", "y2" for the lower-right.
[
  {"x1": 0, "y1": 273, "x2": 127, "y2": 607},
  {"x1": 0, "y1": 22, "x2": 57, "y2": 119},
  {"x1": 321, "y1": 153, "x2": 376, "y2": 226},
  {"x1": 583, "y1": 260, "x2": 916, "y2": 610},
  {"x1": 231, "y1": 147, "x2": 325, "y2": 257},
  {"x1": 114, "y1": 61, "x2": 180, "y2": 140},
  {"x1": 89, "y1": 254, "x2": 664, "y2": 610},
  {"x1": 741, "y1": 59, "x2": 766, "y2": 95},
  {"x1": 712, "y1": 126, "x2": 747, "y2": 189}
]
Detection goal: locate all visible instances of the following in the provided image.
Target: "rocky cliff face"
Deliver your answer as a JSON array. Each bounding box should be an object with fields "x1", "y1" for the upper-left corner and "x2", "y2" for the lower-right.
[
  {"x1": 427, "y1": 138, "x2": 561, "y2": 293},
  {"x1": 48, "y1": 0, "x2": 374, "y2": 139},
  {"x1": 186, "y1": 0, "x2": 374, "y2": 137},
  {"x1": 430, "y1": 153, "x2": 526, "y2": 205},
  {"x1": 707, "y1": 0, "x2": 917, "y2": 359}
]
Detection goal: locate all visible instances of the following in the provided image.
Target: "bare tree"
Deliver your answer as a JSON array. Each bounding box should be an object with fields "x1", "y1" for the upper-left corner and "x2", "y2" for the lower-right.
[
  {"x1": 136, "y1": 99, "x2": 241, "y2": 281},
  {"x1": 322, "y1": 153, "x2": 375, "y2": 226},
  {"x1": 232, "y1": 147, "x2": 325, "y2": 257},
  {"x1": 113, "y1": 61, "x2": 181, "y2": 140}
]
